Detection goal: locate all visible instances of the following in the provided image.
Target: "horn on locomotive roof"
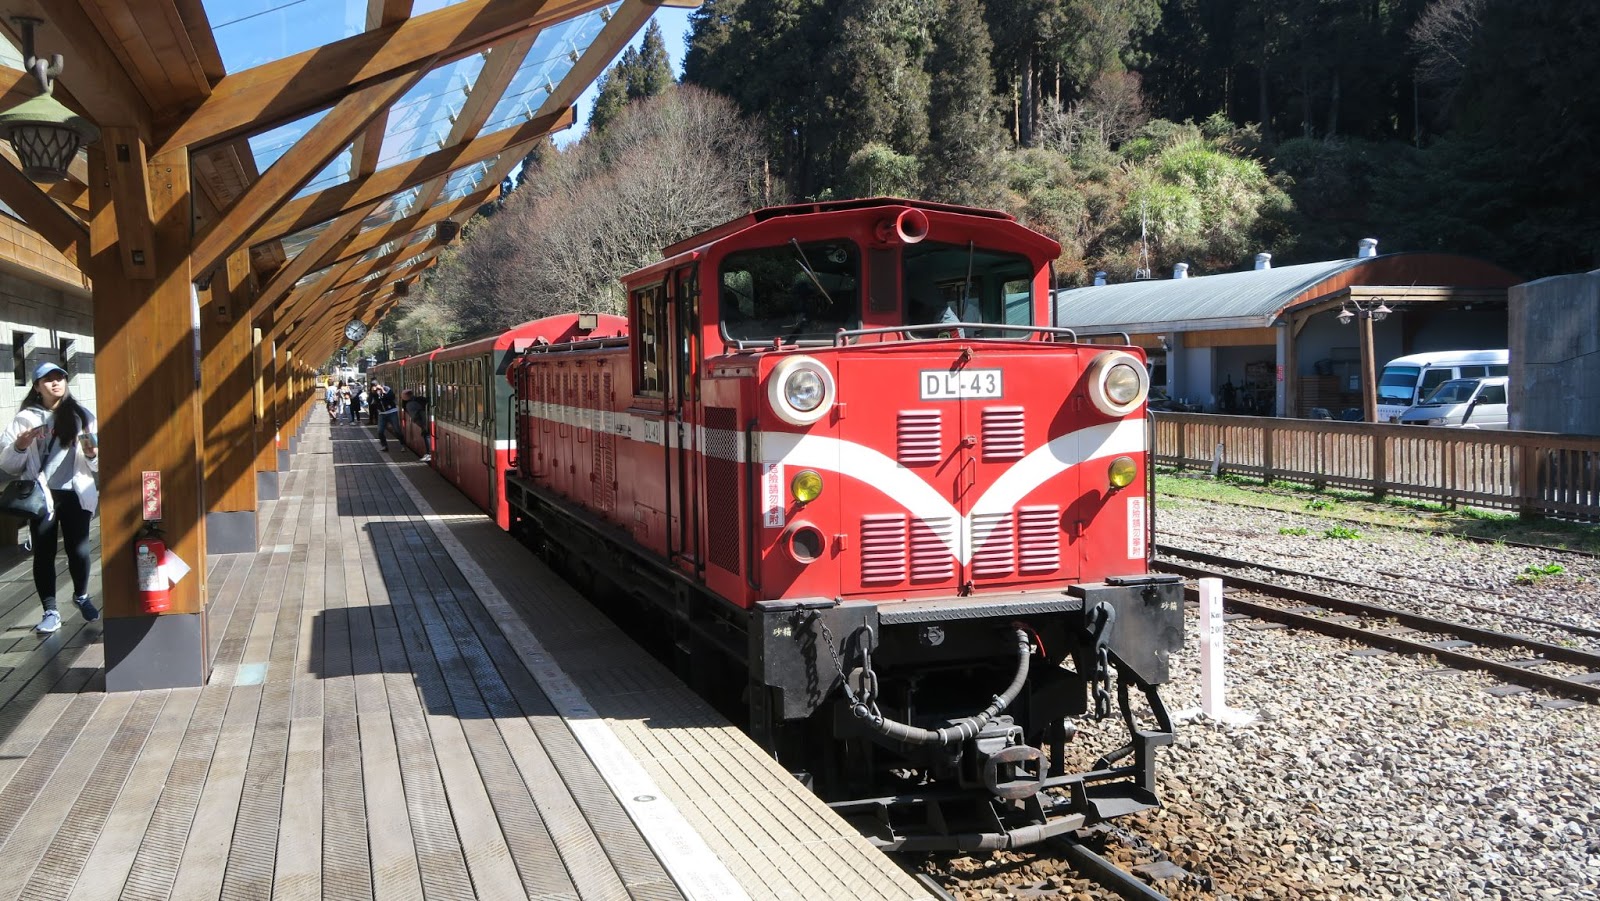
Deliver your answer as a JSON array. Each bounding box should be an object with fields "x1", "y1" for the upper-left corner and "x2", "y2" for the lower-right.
[{"x1": 875, "y1": 207, "x2": 929, "y2": 246}]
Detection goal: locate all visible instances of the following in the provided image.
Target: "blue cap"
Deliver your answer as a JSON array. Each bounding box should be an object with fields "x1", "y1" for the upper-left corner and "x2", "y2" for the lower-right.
[{"x1": 32, "y1": 362, "x2": 66, "y2": 382}]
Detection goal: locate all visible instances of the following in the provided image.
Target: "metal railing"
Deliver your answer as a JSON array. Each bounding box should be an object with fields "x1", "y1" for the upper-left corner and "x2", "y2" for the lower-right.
[{"x1": 1152, "y1": 413, "x2": 1600, "y2": 520}]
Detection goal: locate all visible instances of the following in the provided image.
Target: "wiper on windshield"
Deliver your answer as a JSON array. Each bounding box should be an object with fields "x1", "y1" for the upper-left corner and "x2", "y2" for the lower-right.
[{"x1": 789, "y1": 239, "x2": 836, "y2": 310}]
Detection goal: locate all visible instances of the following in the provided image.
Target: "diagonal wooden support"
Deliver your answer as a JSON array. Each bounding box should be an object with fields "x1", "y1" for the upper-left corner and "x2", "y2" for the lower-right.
[
  {"x1": 247, "y1": 108, "x2": 568, "y2": 245},
  {"x1": 0, "y1": 156, "x2": 88, "y2": 266},
  {"x1": 189, "y1": 62, "x2": 436, "y2": 282},
  {"x1": 158, "y1": 0, "x2": 608, "y2": 153},
  {"x1": 248, "y1": 199, "x2": 386, "y2": 323}
]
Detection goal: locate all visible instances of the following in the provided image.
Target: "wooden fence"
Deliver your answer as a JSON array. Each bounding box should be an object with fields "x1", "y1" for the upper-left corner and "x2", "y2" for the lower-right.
[{"x1": 1152, "y1": 413, "x2": 1600, "y2": 520}]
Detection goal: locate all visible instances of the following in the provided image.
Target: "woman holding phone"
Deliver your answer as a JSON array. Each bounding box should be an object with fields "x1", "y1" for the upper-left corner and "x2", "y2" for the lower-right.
[{"x1": 0, "y1": 362, "x2": 100, "y2": 633}]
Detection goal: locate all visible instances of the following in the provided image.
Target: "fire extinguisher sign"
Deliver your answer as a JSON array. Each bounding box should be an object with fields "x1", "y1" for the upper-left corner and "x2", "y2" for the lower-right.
[{"x1": 141, "y1": 471, "x2": 162, "y2": 521}]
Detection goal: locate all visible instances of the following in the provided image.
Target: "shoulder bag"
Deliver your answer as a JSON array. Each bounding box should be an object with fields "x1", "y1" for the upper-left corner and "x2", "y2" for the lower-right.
[
  {"x1": 0, "y1": 478, "x2": 46, "y2": 521},
  {"x1": 0, "y1": 432, "x2": 71, "y2": 522}
]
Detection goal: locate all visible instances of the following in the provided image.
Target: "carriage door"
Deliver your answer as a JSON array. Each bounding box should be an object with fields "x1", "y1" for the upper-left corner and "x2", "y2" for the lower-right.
[
  {"x1": 481, "y1": 353, "x2": 499, "y2": 523},
  {"x1": 668, "y1": 266, "x2": 702, "y2": 572}
]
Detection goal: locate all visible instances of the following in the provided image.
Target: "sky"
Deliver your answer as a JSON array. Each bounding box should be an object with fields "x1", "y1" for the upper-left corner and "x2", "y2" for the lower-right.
[{"x1": 553, "y1": 7, "x2": 695, "y2": 149}]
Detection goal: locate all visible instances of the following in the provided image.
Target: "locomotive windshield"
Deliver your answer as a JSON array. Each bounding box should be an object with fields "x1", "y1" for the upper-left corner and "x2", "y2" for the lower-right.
[
  {"x1": 904, "y1": 242, "x2": 1035, "y2": 338},
  {"x1": 719, "y1": 241, "x2": 861, "y2": 341}
]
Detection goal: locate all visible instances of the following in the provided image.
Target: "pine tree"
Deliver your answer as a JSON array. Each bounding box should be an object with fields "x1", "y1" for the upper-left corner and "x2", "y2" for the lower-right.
[
  {"x1": 925, "y1": 0, "x2": 1007, "y2": 204},
  {"x1": 630, "y1": 21, "x2": 675, "y2": 101},
  {"x1": 588, "y1": 48, "x2": 635, "y2": 134},
  {"x1": 815, "y1": 0, "x2": 934, "y2": 196}
]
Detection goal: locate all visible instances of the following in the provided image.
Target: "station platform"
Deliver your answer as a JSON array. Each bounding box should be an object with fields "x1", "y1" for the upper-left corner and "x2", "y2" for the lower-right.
[{"x1": 0, "y1": 415, "x2": 929, "y2": 900}]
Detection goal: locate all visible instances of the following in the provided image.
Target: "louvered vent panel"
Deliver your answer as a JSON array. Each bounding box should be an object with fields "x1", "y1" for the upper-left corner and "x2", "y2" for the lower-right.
[
  {"x1": 897, "y1": 410, "x2": 943, "y2": 465},
  {"x1": 970, "y1": 513, "x2": 1016, "y2": 578},
  {"x1": 910, "y1": 517, "x2": 956, "y2": 582},
  {"x1": 592, "y1": 434, "x2": 616, "y2": 513},
  {"x1": 703, "y1": 407, "x2": 741, "y2": 573},
  {"x1": 1018, "y1": 505, "x2": 1062, "y2": 574},
  {"x1": 982, "y1": 407, "x2": 1027, "y2": 461},
  {"x1": 860, "y1": 514, "x2": 908, "y2": 584}
]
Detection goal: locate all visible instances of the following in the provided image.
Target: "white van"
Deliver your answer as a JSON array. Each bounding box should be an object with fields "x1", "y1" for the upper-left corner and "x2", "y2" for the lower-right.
[
  {"x1": 1375, "y1": 349, "x2": 1508, "y2": 422},
  {"x1": 1398, "y1": 376, "x2": 1509, "y2": 429}
]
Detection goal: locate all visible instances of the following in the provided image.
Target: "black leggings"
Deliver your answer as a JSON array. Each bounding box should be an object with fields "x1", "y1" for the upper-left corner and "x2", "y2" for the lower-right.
[{"x1": 30, "y1": 490, "x2": 92, "y2": 611}]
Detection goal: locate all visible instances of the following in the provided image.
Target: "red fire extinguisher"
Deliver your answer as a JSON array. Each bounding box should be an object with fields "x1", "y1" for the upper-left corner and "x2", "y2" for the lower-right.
[{"x1": 135, "y1": 529, "x2": 171, "y2": 614}]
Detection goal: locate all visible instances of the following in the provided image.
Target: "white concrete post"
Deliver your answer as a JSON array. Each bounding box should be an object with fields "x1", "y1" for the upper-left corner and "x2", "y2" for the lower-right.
[
  {"x1": 1177, "y1": 577, "x2": 1256, "y2": 726},
  {"x1": 1198, "y1": 577, "x2": 1226, "y2": 716}
]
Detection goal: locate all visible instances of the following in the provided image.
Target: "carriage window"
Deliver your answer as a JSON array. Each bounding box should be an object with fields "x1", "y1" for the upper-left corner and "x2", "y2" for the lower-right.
[
  {"x1": 903, "y1": 243, "x2": 1035, "y2": 338},
  {"x1": 634, "y1": 284, "x2": 665, "y2": 395},
  {"x1": 719, "y1": 241, "x2": 860, "y2": 341}
]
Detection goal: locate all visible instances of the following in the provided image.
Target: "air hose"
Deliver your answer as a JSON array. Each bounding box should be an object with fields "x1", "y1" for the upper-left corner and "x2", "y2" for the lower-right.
[{"x1": 850, "y1": 627, "x2": 1033, "y2": 746}]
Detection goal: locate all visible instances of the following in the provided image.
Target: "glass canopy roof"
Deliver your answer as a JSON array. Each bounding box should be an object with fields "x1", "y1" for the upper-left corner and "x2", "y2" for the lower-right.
[{"x1": 202, "y1": 1, "x2": 475, "y2": 74}]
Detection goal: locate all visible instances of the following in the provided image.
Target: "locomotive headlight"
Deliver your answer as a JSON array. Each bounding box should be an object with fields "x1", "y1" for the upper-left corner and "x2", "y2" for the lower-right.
[
  {"x1": 767, "y1": 356, "x2": 836, "y2": 425},
  {"x1": 1084, "y1": 350, "x2": 1151, "y2": 417},
  {"x1": 786, "y1": 369, "x2": 825, "y2": 411},
  {"x1": 1105, "y1": 363, "x2": 1143, "y2": 405},
  {"x1": 791, "y1": 469, "x2": 823, "y2": 503},
  {"x1": 1108, "y1": 455, "x2": 1138, "y2": 489}
]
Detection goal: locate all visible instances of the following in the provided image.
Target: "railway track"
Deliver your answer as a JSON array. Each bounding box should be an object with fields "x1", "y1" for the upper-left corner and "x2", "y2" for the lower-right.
[{"x1": 1153, "y1": 544, "x2": 1600, "y2": 704}]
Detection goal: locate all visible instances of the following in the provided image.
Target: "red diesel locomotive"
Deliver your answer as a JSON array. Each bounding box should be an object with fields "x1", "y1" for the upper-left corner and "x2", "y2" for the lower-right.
[{"x1": 500, "y1": 198, "x2": 1185, "y2": 851}]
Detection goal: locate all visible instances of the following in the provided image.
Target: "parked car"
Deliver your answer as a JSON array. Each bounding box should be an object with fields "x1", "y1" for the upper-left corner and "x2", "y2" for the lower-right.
[
  {"x1": 1376, "y1": 349, "x2": 1508, "y2": 423},
  {"x1": 1398, "y1": 376, "x2": 1509, "y2": 429}
]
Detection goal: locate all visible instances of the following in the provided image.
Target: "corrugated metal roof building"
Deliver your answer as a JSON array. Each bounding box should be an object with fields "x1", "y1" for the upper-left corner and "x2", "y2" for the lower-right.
[{"x1": 1052, "y1": 247, "x2": 1521, "y2": 418}]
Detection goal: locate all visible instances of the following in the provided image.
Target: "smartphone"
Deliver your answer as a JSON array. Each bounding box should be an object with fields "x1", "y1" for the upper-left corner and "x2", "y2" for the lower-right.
[{"x1": 80, "y1": 433, "x2": 97, "y2": 449}]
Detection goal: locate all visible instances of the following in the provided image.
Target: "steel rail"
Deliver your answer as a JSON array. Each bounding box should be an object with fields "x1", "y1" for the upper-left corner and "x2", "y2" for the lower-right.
[
  {"x1": 1156, "y1": 541, "x2": 1600, "y2": 641},
  {"x1": 1154, "y1": 557, "x2": 1600, "y2": 703},
  {"x1": 1050, "y1": 837, "x2": 1173, "y2": 901}
]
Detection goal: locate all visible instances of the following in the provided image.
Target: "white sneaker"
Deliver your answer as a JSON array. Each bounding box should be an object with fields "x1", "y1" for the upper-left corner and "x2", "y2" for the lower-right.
[
  {"x1": 35, "y1": 610, "x2": 60, "y2": 634},
  {"x1": 419, "y1": 454, "x2": 432, "y2": 462}
]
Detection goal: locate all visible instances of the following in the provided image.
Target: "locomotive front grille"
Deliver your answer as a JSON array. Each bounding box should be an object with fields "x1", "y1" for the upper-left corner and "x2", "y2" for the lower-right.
[
  {"x1": 1018, "y1": 504, "x2": 1062, "y2": 573},
  {"x1": 981, "y1": 406, "x2": 1026, "y2": 461},
  {"x1": 897, "y1": 410, "x2": 943, "y2": 465},
  {"x1": 704, "y1": 407, "x2": 742, "y2": 573},
  {"x1": 860, "y1": 514, "x2": 909, "y2": 584},
  {"x1": 910, "y1": 517, "x2": 956, "y2": 582},
  {"x1": 970, "y1": 512, "x2": 1015, "y2": 578}
]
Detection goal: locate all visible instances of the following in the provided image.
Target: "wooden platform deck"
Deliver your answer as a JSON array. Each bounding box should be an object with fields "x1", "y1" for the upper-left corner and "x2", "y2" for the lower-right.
[{"x1": 0, "y1": 416, "x2": 928, "y2": 900}]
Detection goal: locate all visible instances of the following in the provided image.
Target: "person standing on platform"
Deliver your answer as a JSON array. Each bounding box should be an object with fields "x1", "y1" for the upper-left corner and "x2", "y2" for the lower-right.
[
  {"x1": 325, "y1": 380, "x2": 339, "y2": 422},
  {"x1": 0, "y1": 362, "x2": 100, "y2": 634},
  {"x1": 356, "y1": 384, "x2": 368, "y2": 422},
  {"x1": 402, "y1": 387, "x2": 432, "y2": 462},
  {"x1": 372, "y1": 383, "x2": 402, "y2": 450}
]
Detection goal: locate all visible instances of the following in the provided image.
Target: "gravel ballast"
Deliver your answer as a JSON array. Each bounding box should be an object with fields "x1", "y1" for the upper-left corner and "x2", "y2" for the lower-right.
[{"x1": 925, "y1": 493, "x2": 1600, "y2": 900}]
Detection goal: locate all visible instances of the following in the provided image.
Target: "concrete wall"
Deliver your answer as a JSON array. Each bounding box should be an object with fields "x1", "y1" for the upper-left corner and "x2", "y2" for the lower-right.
[
  {"x1": 1510, "y1": 271, "x2": 1600, "y2": 434},
  {"x1": 0, "y1": 269, "x2": 96, "y2": 421}
]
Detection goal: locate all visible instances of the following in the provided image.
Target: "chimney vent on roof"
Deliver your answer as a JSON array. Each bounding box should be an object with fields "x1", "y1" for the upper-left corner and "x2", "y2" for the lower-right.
[
  {"x1": 1358, "y1": 238, "x2": 1378, "y2": 258},
  {"x1": 1093, "y1": 271, "x2": 1107, "y2": 286},
  {"x1": 1255, "y1": 252, "x2": 1272, "y2": 270},
  {"x1": 1173, "y1": 262, "x2": 1189, "y2": 279}
]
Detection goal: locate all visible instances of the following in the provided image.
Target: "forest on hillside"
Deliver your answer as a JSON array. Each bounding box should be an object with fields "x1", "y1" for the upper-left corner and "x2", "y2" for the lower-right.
[{"x1": 370, "y1": 0, "x2": 1599, "y2": 353}]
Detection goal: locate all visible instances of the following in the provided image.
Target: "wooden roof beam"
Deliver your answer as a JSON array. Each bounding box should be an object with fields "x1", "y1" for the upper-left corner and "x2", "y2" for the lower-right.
[
  {"x1": 246, "y1": 107, "x2": 568, "y2": 246},
  {"x1": 324, "y1": 185, "x2": 490, "y2": 269},
  {"x1": 190, "y1": 62, "x2": 435, "y2": 281},
  {"x1": 76, "y1": 0, "x2": 212, "y2": 110},
  {"x1": 408, "y1": 32, "x2": 535, "y2": 211},
  {"x1": 159, "y1": 0, "x2": 609, "y2": 154},
  {"x1": 348, "y1": 0, "x2": 417, "y2": 180},
  {"x1": 537, "y1": 0, "x2": 656, "y2": 119}
]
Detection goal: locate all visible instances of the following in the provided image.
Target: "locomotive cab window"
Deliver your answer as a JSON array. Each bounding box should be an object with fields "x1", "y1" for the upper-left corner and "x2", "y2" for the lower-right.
[
  {"x1": 719, "y1": 241, "x2": 860, "y2": 341},
  {"x1": 903, "y1": 242, "x2": 1035, "y2": 338}
]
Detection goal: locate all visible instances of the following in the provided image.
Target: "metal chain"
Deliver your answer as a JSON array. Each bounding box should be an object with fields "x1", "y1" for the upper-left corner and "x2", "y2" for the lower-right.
[{"x1": 815, "y1": 615, "x2": 879, "y2": 719}]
